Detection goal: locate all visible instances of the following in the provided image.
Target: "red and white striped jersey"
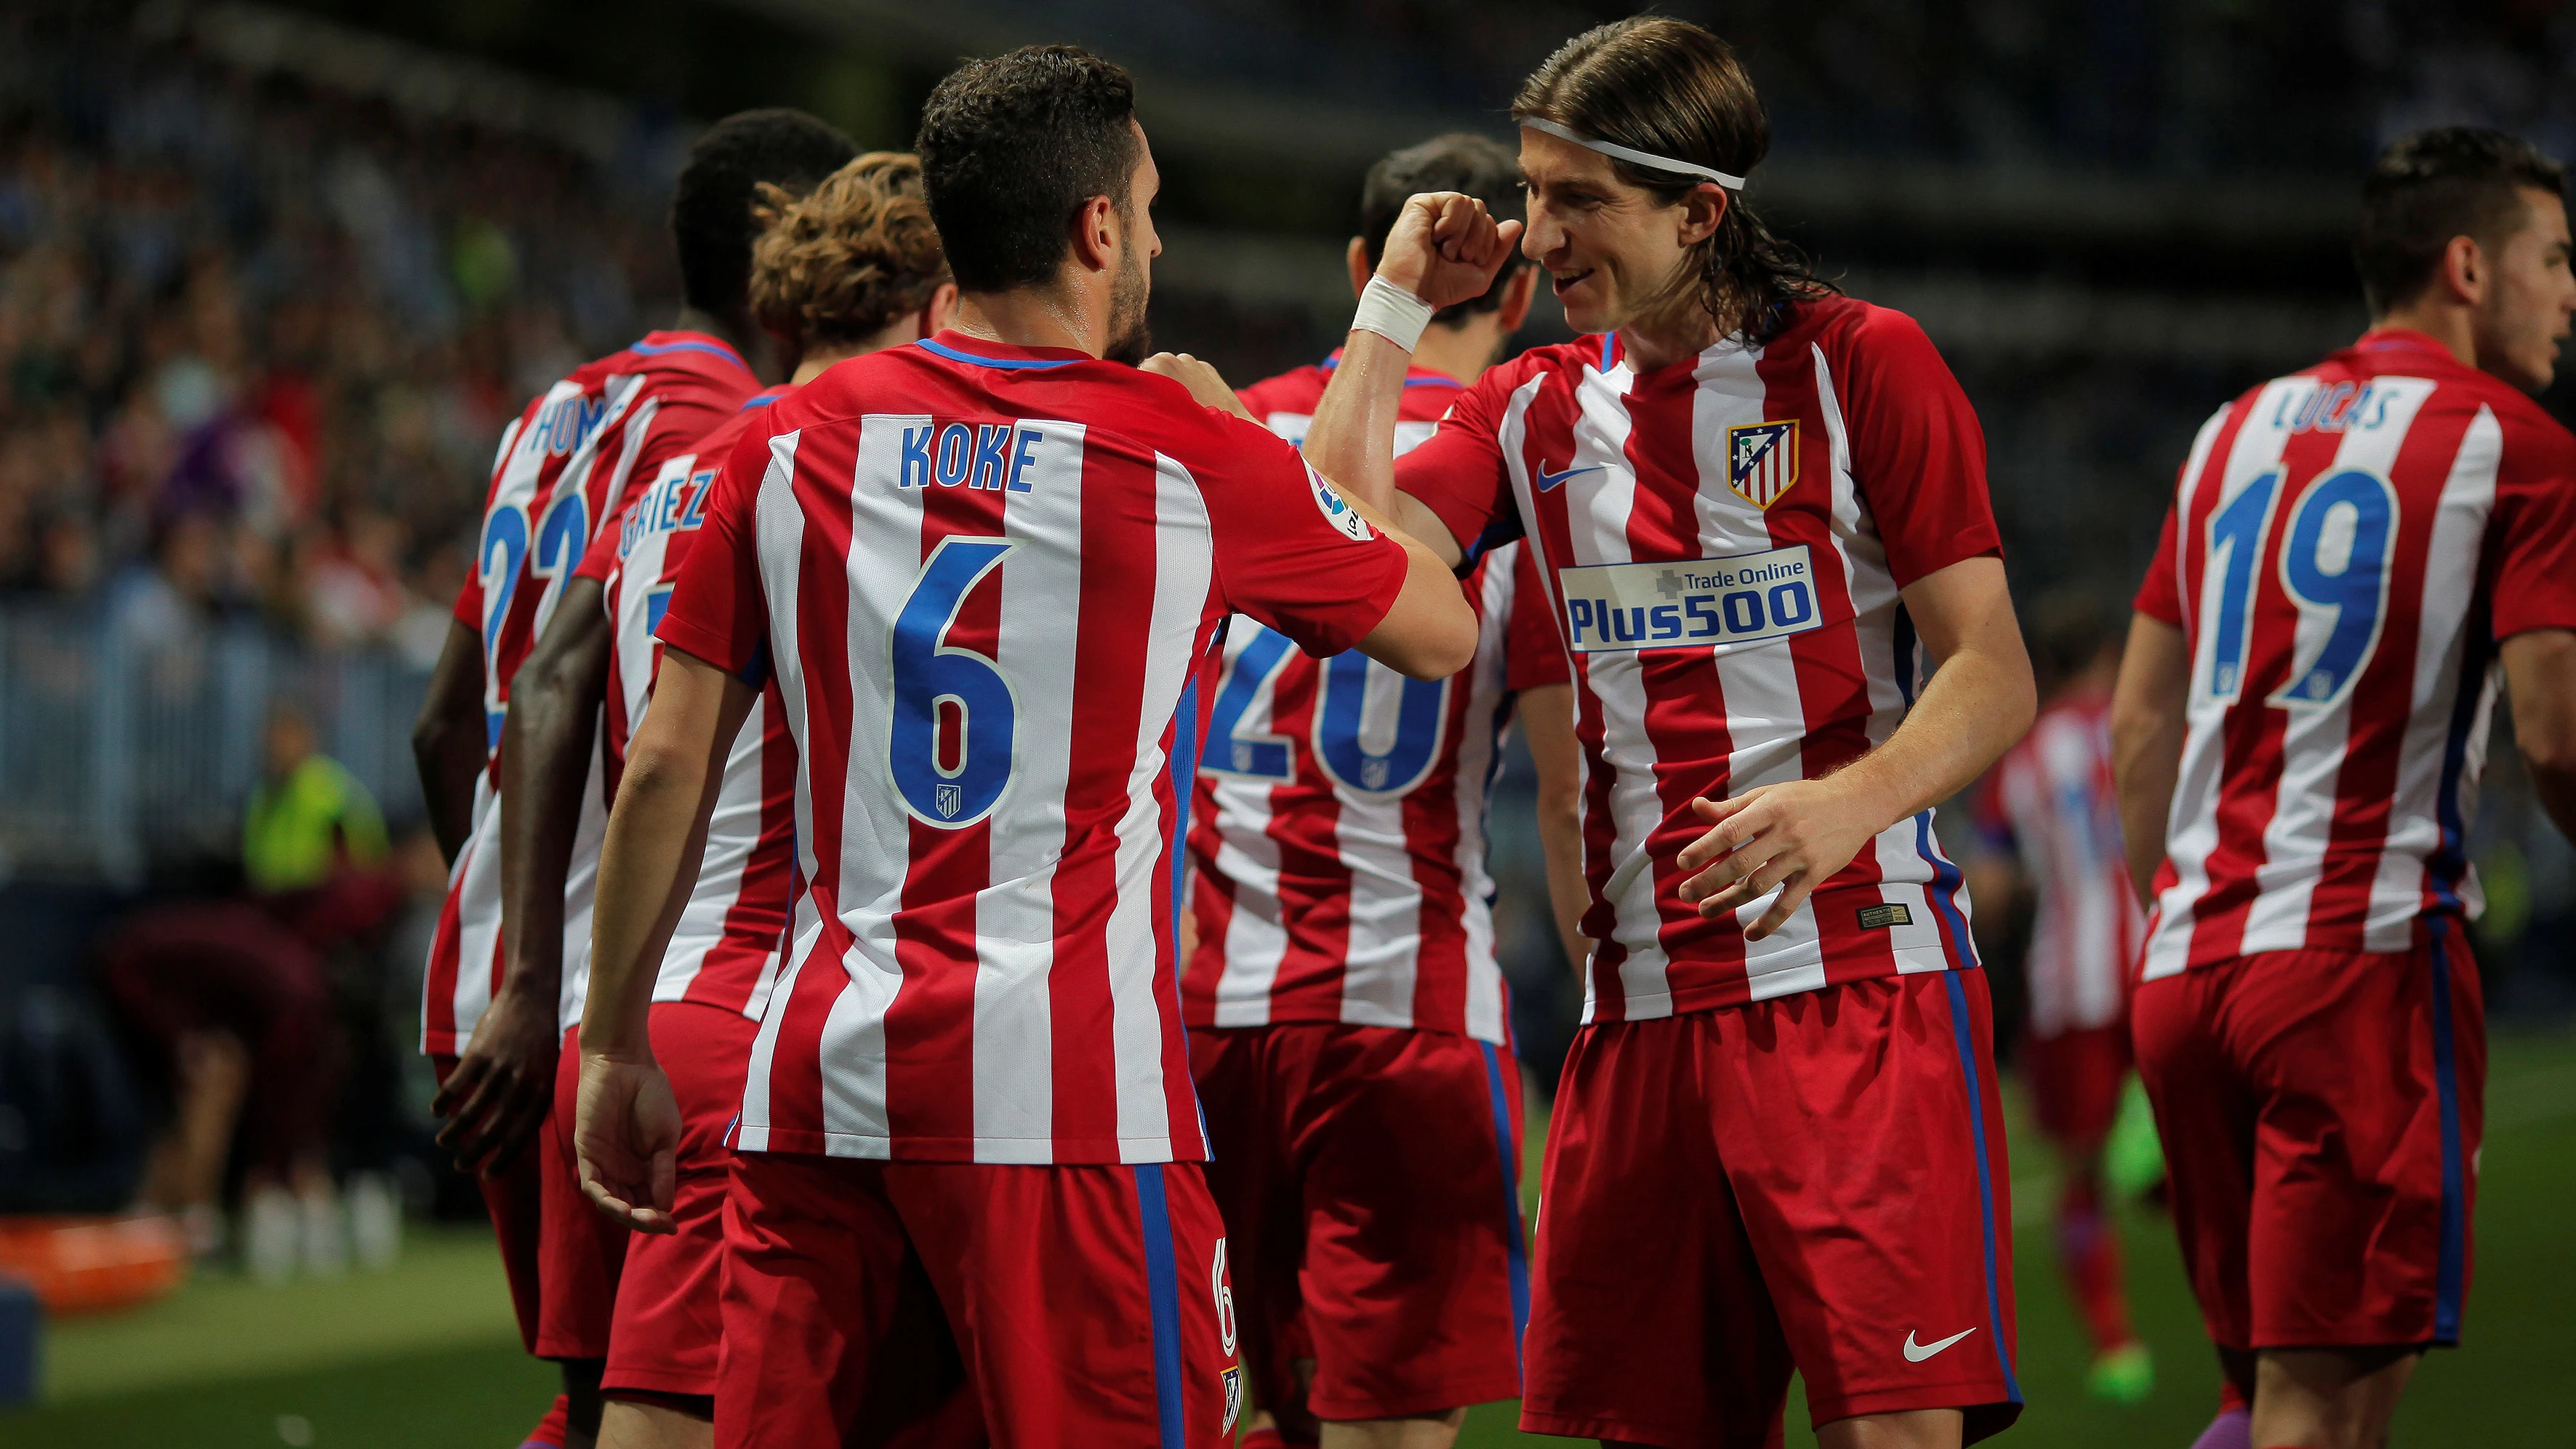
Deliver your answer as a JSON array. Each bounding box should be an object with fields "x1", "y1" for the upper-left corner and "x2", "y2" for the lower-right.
[
  {"x1": 1972, "y1": 691, "x2": 2141, "y2": 1037},
  {"x1": 1397, "y1": 296, "x2": 2002, "y2": 1022},
  {"x1": 654, "y1": 333, "x2": 1416, "y2": 1165},
  {"x1": 1184, "y1": 358, "x2": 1568, "y2": 1042},
  {"x1": 2135, "y1": 329, "x2": 2576, "y2": 979},
  {"x1": 1236, "y1": 348, "x2": 1464, "y2": 454},
  {"x1": 575, "y1": 385, "x2": 798, "y2": 1022},
  {"x1": 420, "y1": 332, "x2": 755, "y2": 1055}
]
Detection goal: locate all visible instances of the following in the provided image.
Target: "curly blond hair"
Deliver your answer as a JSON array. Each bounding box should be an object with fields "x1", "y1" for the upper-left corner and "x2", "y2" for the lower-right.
[{"x1": 749, "y1": 151, "x2": 949, "y2": 349}]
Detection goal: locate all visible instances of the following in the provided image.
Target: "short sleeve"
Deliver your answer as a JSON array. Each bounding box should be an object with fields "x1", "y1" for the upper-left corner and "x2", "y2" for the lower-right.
[
  {"x1": 2489, "y1": 419, "x2": 2576, "y2": 640},
  {"x1": 654, "y1": 425, "x2": 772, "y2": 685},
  {"x1": 1501, "y1": 542, "x2": 1570, "y2": 691},
  {"x1": 1195, "y1": 414, "x2": 1413, "y2": 659},
  {"x1": 450, "y1": 566, "x2": 481, "y2": 630},
  {"x1": 1393, "y1": 369, "x2": 1515, "y2": 558},
  {"x1": 2133, "y1": 504, "x2": 2184, "y2": 626},
  {"x1": 1834, "y1": 308, "x2": 2002, "y2": 587}
]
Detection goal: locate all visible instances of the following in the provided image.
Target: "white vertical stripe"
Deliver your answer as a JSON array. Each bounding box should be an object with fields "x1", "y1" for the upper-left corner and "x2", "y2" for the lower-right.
[
  {"x1": 1099, "y1": 454, "x2": 1216, "y2": 1160},
  {"x1": 2146, "y1": 378, "x2": 2316, "y2": 979},
  {"x1": 1205, "y1": 772, "x2": 1291, "y2": 1026},
  {"x1": 1453, "y1": 547, "x2": 1517, "y2": 1044},
  {"x1": 2367, "y1": 404, "x2": 2503, "y2": 948},
  {"x1": 1555, "y1": 359, "x2": 1672, "y2": 1019},
  {"x1": 553, "y1": 737, "x2": 609, "y2": 1030},
  {"x1": 1691, "y1": 340, "x2": 1826, "y2": 995},
  {"x1": 968, "y1": 420, "x2": 1091, "y2": 1160},
  {"x1": 2240, "y1": 380, "x2": 2432, "y2": 952},
  {"x1": 741, "y1": 430, "x2": 813, "y2": 1151},
  {"x1": 1332, "y1": 664, "x2": 1434, "y2": 1028},
  {"x1": 654, "y1": 694, "x2": 771, "y2": 1001}
]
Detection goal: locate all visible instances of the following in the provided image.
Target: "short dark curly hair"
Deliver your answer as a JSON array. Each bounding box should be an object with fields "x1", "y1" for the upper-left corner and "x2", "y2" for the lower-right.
[
  {"x1": 672, "y1": 109, "x2": 859, "y2": 316},
  {"x1": 915, "y1": 46, "x2": 1141, "y2": 292},
  {"x1": 1359, "y1": 134, "x2": 1528, "y2": 325},
  {"x1": 2356, "y1": 127, "x2": 2566, "y2": 316}
]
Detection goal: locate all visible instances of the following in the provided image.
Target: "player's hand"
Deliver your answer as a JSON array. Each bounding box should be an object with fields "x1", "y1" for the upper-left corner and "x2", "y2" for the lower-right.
[
  {"x1": 430, "y1": 976, "x2": 559, "y2": 1177},
  {"x1": 1375, "y1": 192, "x2": 1525, "y2": 310},
  {"x1": 1141, "y1": 353, "x2": 1256, "y2": 422},
  {"x1": 574, "y1": 1048, "x2": 681, "y2": 1235},
  {"x1": 1672, "y1": 779, "x2": 1883, "y2": 939}
]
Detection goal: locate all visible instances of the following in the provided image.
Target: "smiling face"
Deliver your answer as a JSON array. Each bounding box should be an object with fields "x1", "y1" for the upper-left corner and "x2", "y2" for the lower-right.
[
  {"x1": 2474, "y1": 185, "x2": 2576, "y2": 393},
  {"x1": 1516, "y1": 126, "x2": 1728, "y2": 340}
]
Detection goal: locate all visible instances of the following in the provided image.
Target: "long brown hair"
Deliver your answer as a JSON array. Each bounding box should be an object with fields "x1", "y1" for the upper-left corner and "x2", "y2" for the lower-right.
[
  {"x1": 1513, "y1": 17, "x2": 1834, "y2": 342},
  {"x1": 749, "y1": 151, "x2": 950, "y2": 350}
]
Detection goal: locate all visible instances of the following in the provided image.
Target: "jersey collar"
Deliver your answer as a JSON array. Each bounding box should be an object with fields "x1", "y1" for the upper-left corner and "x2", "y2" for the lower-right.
[
  {"x1": 915, "y1": 332, "x2": 1091, "y2": 371},
  {"x1": 1316, "y1": 348, "x2": 1466, "y2": 390},
  {"x1": 2350, "y1": 327, "x2": 2465, "y2": 368},
  {"x1": 630, "y1": 330, "x2": 753, "y2": 377}
]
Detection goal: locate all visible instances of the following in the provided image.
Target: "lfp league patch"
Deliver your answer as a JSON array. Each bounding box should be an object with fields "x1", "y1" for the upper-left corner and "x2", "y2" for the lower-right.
[
  {"x1": 1726, "y1": 419, "x2": 1799, "y2": 510},
  {"x1": 1306, "y1": 463, "x2": 1376, "y2": 542}
]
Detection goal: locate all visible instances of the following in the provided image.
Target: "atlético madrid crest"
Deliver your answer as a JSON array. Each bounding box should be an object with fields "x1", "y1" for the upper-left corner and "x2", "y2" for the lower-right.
[{"x1": 1726, "y1": 420, "x2": 1799, "y2": 509}]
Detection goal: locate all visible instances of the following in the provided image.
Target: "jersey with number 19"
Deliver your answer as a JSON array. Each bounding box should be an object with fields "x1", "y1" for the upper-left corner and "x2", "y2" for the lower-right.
[
  {"x1": 421, "y1": 332, "x2": 757, "y2": 1056},
  {"x1": 2134, "y1": 329, "x2": 2576, "y2": 977},
  {"x1": 653, "y1": 334, "x2": 1417, "y2": 1165}
]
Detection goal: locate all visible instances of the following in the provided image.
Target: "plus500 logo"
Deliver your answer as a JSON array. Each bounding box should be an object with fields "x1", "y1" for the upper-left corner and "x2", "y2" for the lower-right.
[{"x1": 1558, "y1": 545, "x2": 1823, "y2": 653}]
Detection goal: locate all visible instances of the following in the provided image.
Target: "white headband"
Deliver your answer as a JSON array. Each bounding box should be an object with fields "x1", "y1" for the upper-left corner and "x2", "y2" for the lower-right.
[{"x1": 1521, "y1": 117, "x2": 1745, "y2": 190}]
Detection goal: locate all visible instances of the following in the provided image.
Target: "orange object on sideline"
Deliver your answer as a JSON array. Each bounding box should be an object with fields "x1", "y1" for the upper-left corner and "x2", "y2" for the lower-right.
[{"x1": 0, "y1": 1216, "x2": 190, "y2": 1314}]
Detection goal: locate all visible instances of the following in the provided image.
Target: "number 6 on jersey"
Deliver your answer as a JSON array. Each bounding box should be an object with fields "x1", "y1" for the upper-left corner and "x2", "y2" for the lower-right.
[{"x1": 891, "y1": 537, "x2": 1018, "y2": 827}]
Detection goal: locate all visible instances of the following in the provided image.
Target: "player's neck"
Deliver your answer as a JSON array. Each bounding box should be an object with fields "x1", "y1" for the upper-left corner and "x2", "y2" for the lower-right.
[
  {"x1": 1410, "y1": 319, "x2": 1501, "y2": 387},
  {"x1": 951, "y1": 283, "x2": 1108, "y2": 359},
  {"x1": 2366, "y1": 305, "x2": 2476, "y2": 372},
  {"x1": 788, "y1": 318, "x2": 932, "y2": 386}
]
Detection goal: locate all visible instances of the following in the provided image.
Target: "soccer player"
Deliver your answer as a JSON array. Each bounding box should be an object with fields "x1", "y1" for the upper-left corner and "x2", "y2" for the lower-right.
[
  {"x1": 1965, "y1": 591, "x2": 2151, "y2": 1405},
  {"x1": 499, "y1": 153, "x2": 956, "y2": 1449},
  {"x1": 2111, "y1": 127, "x2": 2576, "y2": 1449},
  {"x1": 1297, "y1": 17, "x2": 2038, "y2": 1448},
  {"x1": 1183, "y1": 133, "x2": 1583, "y2": 1449},
  {"x1": 411, "y1": 108, "x2": 859, "y2": 1449},
  {"x1": 572, "y1": 45, "x2": 1478, "y2": 1448}
]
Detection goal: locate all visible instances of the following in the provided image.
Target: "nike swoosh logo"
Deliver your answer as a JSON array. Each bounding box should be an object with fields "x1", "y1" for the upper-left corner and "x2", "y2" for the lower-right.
[
  {"x1": 1903, "y1": 1328, "x2": 1977, "y2": 1362},
  {"x1": 1536, "y1": 462, "x2": 1601, "y2": 492}
]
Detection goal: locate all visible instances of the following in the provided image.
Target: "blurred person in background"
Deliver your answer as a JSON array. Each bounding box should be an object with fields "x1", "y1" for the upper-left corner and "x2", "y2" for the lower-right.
[
  {"x1": 1173, "y1": 131, "x2": 1583, "y2": 1449},
  {"x1": 95, "y1": 699, "x2": 401, "y2": 1282},
  {"x1": 1965, "y1": 591, "x2": 2152, "y2": 1407},
  {"x1": 1299, "y1": 17, "x2": 2037, "y2": 1447},
  {"x1": 2113, "y1": 127, "x2": 2576, "y2": 1449},
  {"x1": 413, "y1": 108, "x2": 858, "y2": 1449},
  {"x1": 503, "y1": 150, "x2": 955, "y2": 1449}
]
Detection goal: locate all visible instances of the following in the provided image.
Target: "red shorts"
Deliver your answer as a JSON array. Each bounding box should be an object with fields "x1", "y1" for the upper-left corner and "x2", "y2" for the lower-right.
[
  {"x1": 720, "y1": 1150, "x2": 1243, "y2": 1448},
  {"x1": 1522, "y1": 971, "x2": 2021, "y2": 1447},
  {"x1": 2131, "y1": 924, "x2": 2482, "y2": 1352},
  {"x1": 537, "y1": 1024, "x2": 627, "y2": 1362},
  {"x1": 2021, "y1": 1020, "x2": 2131, "y2": 1147},
  {"x1": 431, "y1": 1051, "x2": 545, "y2": 1354},
  {"x1": 1190, "y1": 1022, "x2": 1526, "y2": 1423},
  {"x1": 601, "y1": 1002, "x2": 758, "y2": 1401}
]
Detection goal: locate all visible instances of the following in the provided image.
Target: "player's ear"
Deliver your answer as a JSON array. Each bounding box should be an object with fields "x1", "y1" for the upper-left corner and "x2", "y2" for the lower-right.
[
  {"x1": 2441, "y1": 233, "x2": 2486, "y2": 305},
  {"x1": 1347, "y1": 237, "x2": 1372, "y2": 301},
  {"x1": 1070, "y1": 193, "x2": 1120, "y2": 276},
  {"x1": 1676, "y1": 182, "x2": 1728, "y2": 249}
]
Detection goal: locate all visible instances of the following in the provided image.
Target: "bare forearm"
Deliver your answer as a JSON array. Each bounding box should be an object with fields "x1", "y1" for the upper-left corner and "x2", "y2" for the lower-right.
[
  {"x1": 1537, "y1": 792, "x2": 1591, "y2": 974},
  {"x1": 497, "y1": 609, "x2": 609, "y2": 1003},
  {"x1": 1834, "y1": 645, "x2": 2033, "y2": 835},
  {"x1": 1304, "y1": 329, "x2": 1412, "y2": 516},
  {"x1": 581, "y1": 747, "x2": 717, "y2": 1057},
  {"x1": 412, "y1": 619, "x2": 486, "y2": 865},
  {"x1": 2111, "y1": 614, "x2": 2191, "y2": 904}
]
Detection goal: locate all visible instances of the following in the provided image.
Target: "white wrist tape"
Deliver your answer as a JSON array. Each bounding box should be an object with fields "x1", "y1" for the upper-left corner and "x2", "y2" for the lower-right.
[{"x1": 1351, "y1": 274, "x2": 1436, "y2": 353}]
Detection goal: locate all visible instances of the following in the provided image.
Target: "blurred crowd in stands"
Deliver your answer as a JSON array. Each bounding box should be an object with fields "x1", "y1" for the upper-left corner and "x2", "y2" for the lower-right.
[{"x1": 0, "y1": 9, "x2": 684, "y2": 663}]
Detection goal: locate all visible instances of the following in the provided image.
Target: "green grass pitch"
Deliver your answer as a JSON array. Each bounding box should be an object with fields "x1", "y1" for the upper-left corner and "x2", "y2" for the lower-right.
[{"x1": 7, "y1": 1029, "x2": 2570, "y2": 1448}]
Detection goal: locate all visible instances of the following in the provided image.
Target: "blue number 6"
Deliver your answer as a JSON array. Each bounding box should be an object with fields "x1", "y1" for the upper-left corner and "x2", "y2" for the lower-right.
[
  {"x1": 2268, "y1": 469, "x2": 2395, "y2": 707},
  {"x1": 891, "y1": 537, "x2": 1017, "y2": 827}
]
